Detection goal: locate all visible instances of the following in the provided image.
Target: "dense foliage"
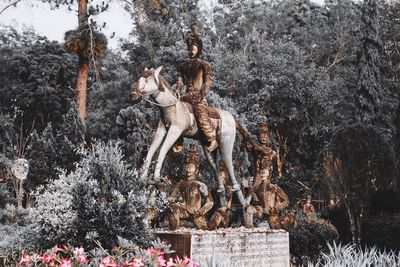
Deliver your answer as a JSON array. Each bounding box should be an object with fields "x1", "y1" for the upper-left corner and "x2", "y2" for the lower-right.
[
  {"x1": 0, "y1": 141, "x2": 168, "y2": 257},
  {"x1": 289, "y1": 218, "x2": 339, "y2": 263}
]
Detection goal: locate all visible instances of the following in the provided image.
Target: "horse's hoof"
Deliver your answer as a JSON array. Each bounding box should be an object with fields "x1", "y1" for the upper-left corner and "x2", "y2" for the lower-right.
[{"x1": 206, "y1": 140, "x2": 219, "y2": 152}]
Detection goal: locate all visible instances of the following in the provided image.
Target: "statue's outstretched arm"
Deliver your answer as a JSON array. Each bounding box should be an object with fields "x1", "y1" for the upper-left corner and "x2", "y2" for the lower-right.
[
  {"x1": 236, "y1": 121, "x2": 257, "y2": 150},
  {"x1": 176, "y1": 69, "x2": 185, "y2": 93}
]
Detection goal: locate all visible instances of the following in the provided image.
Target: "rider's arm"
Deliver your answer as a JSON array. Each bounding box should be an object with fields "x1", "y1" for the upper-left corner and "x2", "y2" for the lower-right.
[
  {"x1": 201, "y1": 61, "x2": 213, "y2": 96},
  {"x1": 176, "y1": 66, "x2": 185, "y2": 94}
]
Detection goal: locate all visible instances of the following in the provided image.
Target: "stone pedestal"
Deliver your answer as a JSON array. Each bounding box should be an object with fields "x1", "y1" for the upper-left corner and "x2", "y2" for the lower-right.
[{"x1": 155, "y1": 228, "x2": 290, "y2": 267}]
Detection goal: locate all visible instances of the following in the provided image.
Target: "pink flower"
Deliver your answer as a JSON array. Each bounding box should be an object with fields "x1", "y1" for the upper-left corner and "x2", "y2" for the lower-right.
[
  {"x1": 189, "y1": 263, "x2": 199, "y2": 267},
  {"x1": 18, "y1": 254, "x2": 32, "y2": 266},
  {"x1": 40, "y1": 253, "x2": 52, "y2": 264},
  {"x1": 74, "y1": 247, "x2": 85, "y2": 255},
  {"x1": 157, "y1": 255, "x2": 167, "y2": 267},
  {"x1": 146, "y1": 247, "x2": 164, "y2": 256},
  {"x1": 59, "y1": 258, "x2": 73, "y2": 267},
  {"x1": 125, "y1": 257, "x2": 144, "y2": 267},
  {"x1": 167, "y1": 258, "x2": 175, "y2": 267},
  {"x1": 77, "y1": 253, "x2": 88, "y2": 264},
  {"x1": 100, "y1": 256, "x2": 118, "y2": 267},
  {"x1": 74, "y1": 247, "x2": 88, "y2": 263},
  {"x1": 174, "y1": 256, "x2": 190, "y2": 266},
  {"x1": 182, "y1": 256, "x2": 190, "y2": 265}
]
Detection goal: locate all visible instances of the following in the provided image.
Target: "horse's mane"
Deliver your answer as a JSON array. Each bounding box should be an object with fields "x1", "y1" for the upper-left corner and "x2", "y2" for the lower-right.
[
  {"x1": 159, "y1": 75, "x2": 174, "y2": 94},
  {"x1": 142, "y1": 69, "x2": 174, "y2": 94}
]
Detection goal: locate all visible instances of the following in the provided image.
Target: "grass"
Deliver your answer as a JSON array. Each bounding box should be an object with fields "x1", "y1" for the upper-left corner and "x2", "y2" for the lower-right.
[{"x1": 309, "y1": 242, "x2": 400, "y2": 267}]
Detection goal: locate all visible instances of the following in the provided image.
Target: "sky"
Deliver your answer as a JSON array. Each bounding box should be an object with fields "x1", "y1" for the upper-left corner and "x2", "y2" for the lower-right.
[
  {"x1": 0, "y1": 0, "x2": 133, "y2": 49},
  {"x1": 0, "y1": 0, "x2": 325, "y2": 49}
]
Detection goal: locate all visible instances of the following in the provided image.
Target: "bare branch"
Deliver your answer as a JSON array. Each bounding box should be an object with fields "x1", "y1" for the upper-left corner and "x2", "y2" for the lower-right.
[
  {"x1": 0, "y1": 0, "x2": 23, "y2": 15},
  {"x1": 323, "y1": 56, "x2": 348, "y2": 75}
]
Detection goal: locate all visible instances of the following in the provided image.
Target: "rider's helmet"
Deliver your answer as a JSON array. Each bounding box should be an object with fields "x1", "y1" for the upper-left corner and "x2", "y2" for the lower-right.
[{"x1": 185, "y1": 25, "x2": 203, "y2": 58}]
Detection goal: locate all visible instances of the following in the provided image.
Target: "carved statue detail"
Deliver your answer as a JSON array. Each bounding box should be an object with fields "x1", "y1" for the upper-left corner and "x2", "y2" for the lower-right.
[
  {"x1": 176, "y1": 26, "x2": 217, "y2": 153},
  {"x1": 302, "y1": 194, "x2": 316, "y2": 217},
  {"x1": 244, "y1": 169, "x2": 289, "y2": 229},
  {"x1": 208, "y1": 164, "x2": 234, "y2": 230},
  {"x1": 169, "y1": 144, "x2": 213, "y2": 230},
  {"x1": 237, "y1": 122, "x2": 277, "y2": 188}
]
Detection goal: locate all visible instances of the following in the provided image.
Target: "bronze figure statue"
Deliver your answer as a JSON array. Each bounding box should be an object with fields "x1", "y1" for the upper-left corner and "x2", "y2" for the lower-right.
[
  {"x1": 169, "y1": 144, "x2": 213, "y2": 230},
  {"x1": 237, "y1": 122, "x2": 277, "y2": 188},
  {"x1": 131, "y1": 29, "x2": 247, "y2": 207},
  {"x1": 244, "y1": 168, "x2": 289, "y2": 229},
  {"x1": 302, "y1": 194, "x2": 316, "y2": 217},
  {"x1": 176, "y1": 25, "x2": 218, "y2": 153},
  {"x1": 208, "y1": 164, "x2": 234, "y2": 230}
]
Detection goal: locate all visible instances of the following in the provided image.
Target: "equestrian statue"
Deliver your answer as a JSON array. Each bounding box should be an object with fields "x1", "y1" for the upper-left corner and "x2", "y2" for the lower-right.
[{"x1": 130, "y1": 26, "x2": 247, "y2": 207}]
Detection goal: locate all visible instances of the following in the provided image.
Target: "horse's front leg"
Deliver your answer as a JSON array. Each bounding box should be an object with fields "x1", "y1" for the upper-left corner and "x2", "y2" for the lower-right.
[
  {"x1": 141, "y1": 120, "x2": 167, "y2": 182},
  {"x1": 154, "y1": 125, "x2": 183, "y2": 181}
]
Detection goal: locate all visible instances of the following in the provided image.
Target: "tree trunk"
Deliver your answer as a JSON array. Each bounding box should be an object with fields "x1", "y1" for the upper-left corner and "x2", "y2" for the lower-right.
[
  {"x1": 76, "y1": 0, "x2": 89, "y2": 123},
  {"x1": 76, "y1": 57, "x2": 89, "y2": 123},
  {"x1": 345, "y1": 202, "x2": 358, "y2": 245},
  {"x1": 356, "y1": 215, "x2": 362, "y2": 247}
]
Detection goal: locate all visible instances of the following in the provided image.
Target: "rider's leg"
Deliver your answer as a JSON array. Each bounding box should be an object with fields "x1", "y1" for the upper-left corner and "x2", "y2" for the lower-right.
[{"x1": 193, "y1": 99, "x2": 218, "y2": 152}]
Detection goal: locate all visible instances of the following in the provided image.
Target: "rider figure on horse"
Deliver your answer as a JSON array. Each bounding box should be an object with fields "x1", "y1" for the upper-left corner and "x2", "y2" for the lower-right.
[{"x1": 175, "y1": 25, "x2": 218, "y2": 152}]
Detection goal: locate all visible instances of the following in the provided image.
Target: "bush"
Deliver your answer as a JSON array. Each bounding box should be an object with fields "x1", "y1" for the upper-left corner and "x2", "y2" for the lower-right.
[
  {"x1": 32, "y1": 140, "x2": 166, "y2": 249},
  {"x1": 363, "y1": 213, "x2": 400, "y2": 251},
  {"x1": 289, "y1": 218, "x2": 338, "y2": 263},
  {"x1": 0, "y1": 141, "x2": 168, "y2": 253}
]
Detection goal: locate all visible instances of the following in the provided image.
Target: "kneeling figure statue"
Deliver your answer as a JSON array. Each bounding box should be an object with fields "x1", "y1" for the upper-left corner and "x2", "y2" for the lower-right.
[{"x1": 169, "y1": 144, "x2": 214, "y2": 230}]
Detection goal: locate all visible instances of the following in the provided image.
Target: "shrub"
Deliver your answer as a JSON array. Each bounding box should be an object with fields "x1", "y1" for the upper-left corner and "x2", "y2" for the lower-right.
[
  {"x1": 363, "y1": 213, "x2": 400, "y2": 251},
  {"x1": 289, "y1": 218, "x2": 338, "y2": 263},
  {"x1": 0, "y1": 141, "x2": 168, "y2": 253}
]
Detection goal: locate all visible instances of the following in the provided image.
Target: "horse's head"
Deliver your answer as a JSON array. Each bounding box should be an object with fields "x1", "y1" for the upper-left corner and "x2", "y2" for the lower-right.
[{"x1": 130, "y1": 66, "x2": 163, "y2": 103}]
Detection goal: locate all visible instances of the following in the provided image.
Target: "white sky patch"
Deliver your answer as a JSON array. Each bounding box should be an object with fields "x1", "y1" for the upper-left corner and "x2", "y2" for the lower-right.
[{"x1": 0, "y1": 0, "x2": 132, "y2": 49}]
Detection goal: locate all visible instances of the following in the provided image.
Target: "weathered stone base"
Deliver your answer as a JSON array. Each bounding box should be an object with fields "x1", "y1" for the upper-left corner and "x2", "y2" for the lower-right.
[{"x1": 154, "y1": 227, "x2": 289, "y2": 267}]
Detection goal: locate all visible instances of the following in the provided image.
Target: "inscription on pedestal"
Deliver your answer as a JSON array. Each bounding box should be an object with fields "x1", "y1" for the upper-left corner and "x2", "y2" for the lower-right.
[{"x1": 155, "y1": 228, "x2": 289, "y2": 267}]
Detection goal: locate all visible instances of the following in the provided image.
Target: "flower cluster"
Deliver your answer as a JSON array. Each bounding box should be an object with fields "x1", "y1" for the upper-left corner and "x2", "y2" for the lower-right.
[
  {"x1": 17, "y1": 244, "x2": 198, "y2": 267},
  {"x1": 18, "y1": 245, "x2": 88, "y2": 267},
  {"x1": 144, "y1": 247, "x2": 198, "y2": 267}
]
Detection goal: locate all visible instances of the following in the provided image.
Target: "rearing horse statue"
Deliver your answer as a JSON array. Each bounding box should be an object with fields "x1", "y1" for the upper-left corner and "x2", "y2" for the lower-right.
[{"x1": 131, "y1": 66, "x2": 246, "y2": 206}]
